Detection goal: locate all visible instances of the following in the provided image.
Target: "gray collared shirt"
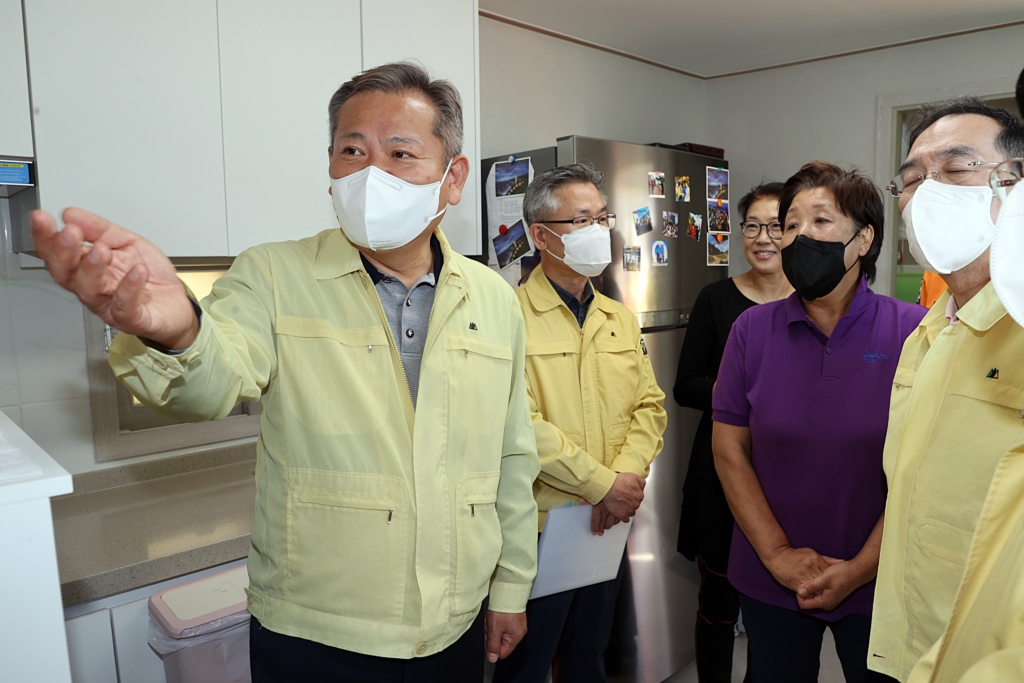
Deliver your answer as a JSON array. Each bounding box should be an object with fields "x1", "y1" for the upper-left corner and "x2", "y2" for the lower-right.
[{"x1": 360, "y1": 237, "x2": 443, "y2": 407}]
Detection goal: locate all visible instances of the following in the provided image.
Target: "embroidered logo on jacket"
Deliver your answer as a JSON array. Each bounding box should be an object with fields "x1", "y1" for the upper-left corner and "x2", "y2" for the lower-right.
[{"x1": 987, "y1": 367, "x2": 999, "y2": 379}]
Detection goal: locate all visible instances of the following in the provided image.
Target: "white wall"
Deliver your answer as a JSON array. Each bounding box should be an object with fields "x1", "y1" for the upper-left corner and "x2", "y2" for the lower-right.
[
  {"x1": 479, "y1": 17, "x2": 707, "y2": 157},
  {"x1": 5, "y1": 17, "x2": 1022, "y2": 475},
  {"x1": 705, "y1": 23, "x2": 1024, "y2": 289}
]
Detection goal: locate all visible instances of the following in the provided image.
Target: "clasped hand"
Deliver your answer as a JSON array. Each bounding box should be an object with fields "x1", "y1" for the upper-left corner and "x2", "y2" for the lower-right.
[{"x1": 764, "y1": 546, "x2": 859, "y2": 612}]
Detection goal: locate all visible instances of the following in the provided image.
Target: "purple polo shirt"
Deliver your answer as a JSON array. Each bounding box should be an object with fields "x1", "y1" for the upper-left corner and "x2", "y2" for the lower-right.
[{"x1": 713, "y1": 277, "x2": 925, "y2": 620}]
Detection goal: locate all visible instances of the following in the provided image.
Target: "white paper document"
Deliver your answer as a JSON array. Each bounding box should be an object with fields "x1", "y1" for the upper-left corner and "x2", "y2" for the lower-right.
[{"x1": 529, "y1": 503, "x2": 631, "y2": 600}]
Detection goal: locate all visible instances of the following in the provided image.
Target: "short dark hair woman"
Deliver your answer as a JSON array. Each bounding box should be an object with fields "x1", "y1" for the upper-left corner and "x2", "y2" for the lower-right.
[
  {"x1": 673, "y1": 181, "x2": 792, "y2": 682},
  {"x1": 712, "y1": 162, "x2": 926, "y2": 682}
]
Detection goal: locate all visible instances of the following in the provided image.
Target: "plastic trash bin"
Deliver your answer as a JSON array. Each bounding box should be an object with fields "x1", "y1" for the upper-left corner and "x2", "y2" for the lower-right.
[{"x1": 148, "y1": 565, "x2": 251, "y2": 683}]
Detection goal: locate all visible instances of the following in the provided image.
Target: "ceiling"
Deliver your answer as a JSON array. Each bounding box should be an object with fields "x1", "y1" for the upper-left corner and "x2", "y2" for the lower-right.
[{"x1": 479, "y1": 0, "x2": 1024, "y2": 78}]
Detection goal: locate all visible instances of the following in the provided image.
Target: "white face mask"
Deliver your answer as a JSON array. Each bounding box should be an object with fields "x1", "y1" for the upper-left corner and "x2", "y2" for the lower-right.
[
  {"x1": 543, "y1": 224, "x2": 612, "y2": 277},
  {"x1": 902, "y1": 179, "x2": 995, "y2": 274},
  {"x1": 331, "y1": 160, "x2": 451, "y2": 251},
  {"x1": 990, "y1": 182, "x2": 1024, "y2": 327}
]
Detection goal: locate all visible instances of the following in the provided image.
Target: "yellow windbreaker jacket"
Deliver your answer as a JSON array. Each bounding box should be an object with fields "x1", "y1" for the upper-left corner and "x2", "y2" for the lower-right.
[
  {"x1": 517, "y1": 267, "x2": 666, "y2": 529},
  {"x1": 109, "y1": 228, "x2": 540, "y2": 659},
  {"x1": 907, "y1": 443, "x2": 1024, "y2": 682}
]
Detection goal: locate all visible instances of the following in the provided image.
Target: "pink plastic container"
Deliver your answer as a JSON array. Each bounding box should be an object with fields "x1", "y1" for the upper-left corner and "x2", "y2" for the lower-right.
[{"x1": 148, "y1": 565, "x2": 251, "y2": 683}]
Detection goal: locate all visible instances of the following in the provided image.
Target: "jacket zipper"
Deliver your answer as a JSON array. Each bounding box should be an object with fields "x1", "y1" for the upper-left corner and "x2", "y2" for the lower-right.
[{"x1": 362, "y1": 271, "x2": 414, "y2": 407}]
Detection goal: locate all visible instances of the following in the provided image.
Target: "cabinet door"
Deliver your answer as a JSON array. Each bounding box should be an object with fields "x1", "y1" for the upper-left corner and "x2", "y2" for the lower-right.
[
  {"x1": 0, "y1": 0, "x2": 34, "y2": 156},
  {"x1": 23, "y1": 0, "x2": 228, "y2": 256},
  {"x1": 218, "y1": 0, "x2": 361, "y2": 255},
  {"x1": 65, "y1": 610, "x2": 117, "y2": 683},
  {"x1": 362, "y1": 0, "x2": 481, "y2": 256},
  {"x1": 110, "y1": 598, "x2": 166, "y2": 683}
]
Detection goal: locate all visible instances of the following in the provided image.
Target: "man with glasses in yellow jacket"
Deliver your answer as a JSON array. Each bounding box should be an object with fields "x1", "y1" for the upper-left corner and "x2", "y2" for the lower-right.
[
  {"x1": 493, "y1": 164, "x2": 667, "y2": 683},
  {"x1": 863, "y1": 98, "x2": 1024, "y2": 682}
]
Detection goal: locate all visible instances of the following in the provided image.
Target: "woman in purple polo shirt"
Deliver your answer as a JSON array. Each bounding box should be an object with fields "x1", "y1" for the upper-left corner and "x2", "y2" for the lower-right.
[{"x1": 713, "y1": 162, "x2": 926, "y2": 683}]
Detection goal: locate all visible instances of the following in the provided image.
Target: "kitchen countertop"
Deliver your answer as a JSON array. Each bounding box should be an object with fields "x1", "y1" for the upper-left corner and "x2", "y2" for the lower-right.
[{"x1": 51, "y1": 443, "x2": 256, "y2": 606}]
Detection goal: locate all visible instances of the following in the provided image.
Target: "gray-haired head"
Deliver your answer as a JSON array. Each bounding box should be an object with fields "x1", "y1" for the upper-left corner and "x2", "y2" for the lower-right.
[
  {"x1": 327, "y1": 61, "x2": 463, "y2": 164},
  {"x1": 523, "y1": 163, "x2": 607, "y2": 225}
]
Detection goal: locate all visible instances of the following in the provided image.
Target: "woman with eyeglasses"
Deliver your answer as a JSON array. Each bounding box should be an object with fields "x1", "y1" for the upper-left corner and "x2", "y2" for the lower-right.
[
  {"x1": 712, "y1": 162, "x2": 926, "y2": 682},
  {"x1": 673, "y1": 181, "x2": 792, "y2": 683}
]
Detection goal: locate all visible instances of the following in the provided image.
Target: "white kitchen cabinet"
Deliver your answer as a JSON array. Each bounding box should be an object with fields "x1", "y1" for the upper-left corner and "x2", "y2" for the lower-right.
[
  {"x1": 362, "y1": 0, "x2": 482, "y2": 256},
  {"x1": 23, "y1": 0, "x2": 229, "y2": 256},
  {"x1": 0, "y1": 0, "x2": 34, "y2": 156},
  {"x1": 65, "y1": 610, "x2": 118, "y2": 683},
  {"x1": 218, "y1": 0, "x2": 360, "y2": 254},
  {"x1": 111, "y1": 597, "x2": 169, "y2": 683}
]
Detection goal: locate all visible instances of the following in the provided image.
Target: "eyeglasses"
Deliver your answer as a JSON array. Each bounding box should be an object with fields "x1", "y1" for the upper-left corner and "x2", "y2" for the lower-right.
[
  {"x1": 886, "y1": 158, "x2": 998, "y2": 197},
  {"x1": 989, "y1": 158, "x2": 1024, "y2": 202},
  {"x1": 740, "y1": 221, "x2": 783, "y2": 240},
  {"x1": 542, "y1": 213, "x2": 616, "y2": 230}
]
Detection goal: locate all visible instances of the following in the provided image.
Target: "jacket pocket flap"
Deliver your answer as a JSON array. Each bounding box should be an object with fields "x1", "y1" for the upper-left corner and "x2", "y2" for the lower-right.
[
  {"x1": 593, "y1": 336, "x2": 635, "y2": 353},
  {"x1": 893, "y1": 366, "x2": 916, "y2": 388},
  {"x1": 916, "y1": 518, "x2": 972, "y2": 566},
  {"x1": 446, "y1": 334, "x2": 513, "y2": 360},
  {"x1": 277, "y1": 317, "x2": 390, "y2": 347},
  {"x1": 526, "y1": 340, "x2": 577, "y2": 357},
  {"x1": 459, "y1": 471, "x2": 501, "y2": 503}
]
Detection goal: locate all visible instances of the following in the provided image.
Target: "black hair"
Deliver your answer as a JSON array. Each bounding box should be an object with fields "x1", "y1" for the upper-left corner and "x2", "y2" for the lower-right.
[{"x1": 907, "y1": 96, "x2": 1024, "y2": 158}]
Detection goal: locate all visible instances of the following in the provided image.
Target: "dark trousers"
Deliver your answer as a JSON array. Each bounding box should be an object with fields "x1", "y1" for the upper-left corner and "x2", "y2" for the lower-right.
[
  {"x1": 493, "y1": 557, "x2": 625, "y2": 683},
  {"x1": 739, "y1": 593, "x2": 885, "y2": 683},
  {"x1": 696, "y1": 553, "x2": 750, "y2": 683},
  {"x1": 249, "y1": 609, "x2": 485, "y2": 683}
]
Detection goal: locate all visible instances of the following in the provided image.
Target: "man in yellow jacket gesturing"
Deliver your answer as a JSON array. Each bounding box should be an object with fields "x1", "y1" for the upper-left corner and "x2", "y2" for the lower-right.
[{"x1": 493, "y1": 164, "x2": 667, "y2": 683}]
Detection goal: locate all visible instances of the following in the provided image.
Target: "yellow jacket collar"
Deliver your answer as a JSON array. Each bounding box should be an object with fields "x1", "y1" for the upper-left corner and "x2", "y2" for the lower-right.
[
  {"x1": 313, "y1": 226, "x2": 464, "y2": 283},
  {"x1": 523, "y1": 264, "x2": 615, "y2": 314},
  {"x1": 955, "y1": 280, "x2": 1008, "y2": 332}
]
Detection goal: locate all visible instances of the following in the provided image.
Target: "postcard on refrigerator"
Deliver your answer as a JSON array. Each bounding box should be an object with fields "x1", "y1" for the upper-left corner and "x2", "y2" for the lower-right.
[
  {"x1": 675, "y1": 175, "x2": 690, "y2": 202},
  {"x1": 648, "y1": 171, "x2": 666, "y2": 198},
  {"x1": 633, "y1": 206, "x2": 653, "y2": 236},
  {"x1": 706, "y1": 166, "x2": 729, "y2": 202},
  {"x1": 652, "y1": 240, "x2": 669, "y2": 266},
  {"x1": 662, "y1": 211, "x2": 679, "y2": 238},
  {"x1": 707, "y1": 231, "x2": 730, "y2": 266},
  {"x1": 623, "y1": 246, "x2": 641, "y2": 271},
  {"x1": 707, "y1": 199, "x2": 729, "y2": 232},
  {"x1": 687, "y1": 212, "x2": 703, "y2": 241}
]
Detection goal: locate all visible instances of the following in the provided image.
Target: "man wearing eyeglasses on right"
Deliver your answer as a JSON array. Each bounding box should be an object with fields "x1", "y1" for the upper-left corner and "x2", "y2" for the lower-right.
[
  {"x1": 492, "y1": 163, "x2": 667, "y2": 683},
  {"x1": 862, "y1": 97, "x2": 1024, "y2": 682}
]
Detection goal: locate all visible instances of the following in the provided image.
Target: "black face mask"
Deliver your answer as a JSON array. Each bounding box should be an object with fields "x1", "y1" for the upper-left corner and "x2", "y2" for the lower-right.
[{"x1": 781, "y1": 231, "x2": 861, "y2": 301}]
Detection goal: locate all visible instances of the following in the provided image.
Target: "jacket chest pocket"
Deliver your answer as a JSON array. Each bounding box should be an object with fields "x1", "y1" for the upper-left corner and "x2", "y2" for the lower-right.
[
  {"x1": 592, "y1": 335, "x2": 639, "y2": 419},
  {"x1": 285, "y1": 483, "x2": 409, "y2": 625},
  {"x1": 446, "y1": 335, "x2": 514, "y2": 435},
  {"x1": 275, "y1": 318, "x2": 395, "y2": 435},
  {"x1": 453, "y1": 472, "x2": 502, "y2": 614}
]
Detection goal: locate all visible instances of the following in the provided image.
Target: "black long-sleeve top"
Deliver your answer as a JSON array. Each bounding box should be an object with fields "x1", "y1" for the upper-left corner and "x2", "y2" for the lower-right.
[{"x1": 673, "y1": 277, "x2": 757, "y2": 559}]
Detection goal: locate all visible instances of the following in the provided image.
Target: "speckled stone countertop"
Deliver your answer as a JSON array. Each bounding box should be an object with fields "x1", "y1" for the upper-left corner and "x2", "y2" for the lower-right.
[{"x1": 51, "y1": 443, "x2": 256, "y2": 606}]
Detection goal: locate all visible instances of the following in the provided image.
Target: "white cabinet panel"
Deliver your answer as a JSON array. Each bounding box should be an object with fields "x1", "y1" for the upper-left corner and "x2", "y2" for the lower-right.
[
  {"x1": 0, "y1": 0, "x2": 34, "y2": 156},
  {"x1": 219, "y1": 0, "x2": 360, "y2": 254},
  {"x1": 111, "y1": 598, "x2": 166, "y2": 683},
  {"x1": 66, "y1": 610, "x2": 117, "y2": 683},
  {"x1": 361, "y1": 0, "x2": 481, "y2": 256},
  {"x1": 23, "y1": 0, "x2": 228, "y2": 256}
]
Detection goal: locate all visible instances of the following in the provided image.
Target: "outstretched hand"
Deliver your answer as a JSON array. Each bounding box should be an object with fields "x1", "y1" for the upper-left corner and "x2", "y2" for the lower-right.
[{"x1": 31, "y1": 208, "x2": 198, "y2": 349}]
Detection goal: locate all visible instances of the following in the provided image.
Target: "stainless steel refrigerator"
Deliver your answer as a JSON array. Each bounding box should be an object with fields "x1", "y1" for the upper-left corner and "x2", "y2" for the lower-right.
[{"x1": 487, "y1": 136, "x2": 730, "y2": 682}]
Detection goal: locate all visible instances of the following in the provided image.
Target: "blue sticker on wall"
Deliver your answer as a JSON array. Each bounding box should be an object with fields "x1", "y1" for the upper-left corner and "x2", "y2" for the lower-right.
[{"x1": 0, "y1": 162, "x2": 31, "y2": 185}]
